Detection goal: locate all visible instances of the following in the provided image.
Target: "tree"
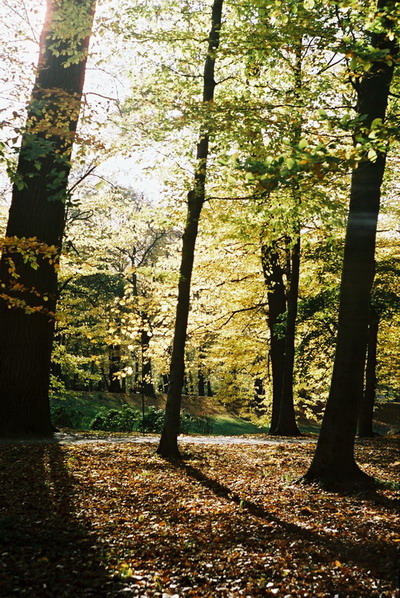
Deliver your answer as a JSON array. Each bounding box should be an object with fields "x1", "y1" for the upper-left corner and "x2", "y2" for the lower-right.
[
  {"x1": 157, "y1": 0, "x2": 224, "y2": 458},
  {"x1": 261, "y1": 243, "x2": 286, "y2": 431},
  {"x1": 303, "y1": 0, "x2": 398, "y2": 486},
  {"x1": 358, "y1": 259, "x2": 400, "y2": 436},
  {"x1": 0, "y1": 0, "x2": 96, "y2": 435}
]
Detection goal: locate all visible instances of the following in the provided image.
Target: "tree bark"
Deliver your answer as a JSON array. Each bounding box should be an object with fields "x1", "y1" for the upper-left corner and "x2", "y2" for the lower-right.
[
  {"x1": 303, "y1": 2, "x2": 396, "y2": 485},
  {"x1": 108, "y1": 345, "x2": 122, "y2": 393},
  {"x1": 358, "y1": 309, "x2": 379, "y2": 437},
  {"x1": 141, "y1": 330, "x2": 156, "y2": 398},
  {"x1": 261, "y1": 244, "x2": 286, "y2": 433},
  {"x1": 273, "y1": 236, "x2": 301, "y2": 435},
  {"x1": 0, "y1": 0, "x2": 95, "y2": 436},
  {"x1": 157, "y1": 0, "x2": 224, "y2": 458}
]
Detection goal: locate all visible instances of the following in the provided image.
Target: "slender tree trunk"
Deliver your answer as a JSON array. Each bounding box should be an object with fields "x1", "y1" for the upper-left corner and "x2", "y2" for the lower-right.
[
  {"x1": 198, "y1": 369, "x2": 206, "y2": 396},
  {"x1": 261, "y1": 244, "x2": 286, "y2": 433},
  {"x1": 141, "y1": 330, "x2": 156, "y2": 398},
  {"x1": 198, "y1": 346, "x2": 206, "y2": 396},
  {"x1": 267, "y1": 41, "x2": 302, "y2": 437},
  {"x1": 253, "y1": 378, "x2": 265, "y2": 415},
  {"x1": 108, "y1": 344, "x2": 122, "y2": 393},
  {"x1": 304, "y1": 2, "x2": 396, "y2": 485},
  {"x1": 157, "y1": 0, "x2": 224, "y2": 458},
  {"x1": 273, "y1": 236, "x2": 301, "y2": 435},
  {"x1": 358, "y1": 309, "x2": 379, "y2": 437},
  {"x1": 0, "y1": 0, "x2": 95, "y2": 436}
]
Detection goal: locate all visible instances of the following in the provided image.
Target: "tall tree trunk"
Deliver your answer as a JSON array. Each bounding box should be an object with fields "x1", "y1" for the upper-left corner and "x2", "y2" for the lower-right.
[
  {"x1": 268, "y1": 41, "x2": 302, "y2": 436},
  {"x1": 108, "y1": 344, "x2": 122, "y2": 393},
  {"x1": 304, "y1": 2, "x2": 396, "y2": 485},
  {"x1": 253, "y1": 378, "x2": 265, "y2": 415},
  {"x1": 157, "y1": 0, "x2": 224, "y2": 458},
  {"x1": 0, "y1": 0, "x2": 95, "y2": 436},
  {"x1": 358, "y1": 309, "x2": 379, "y2": 437},
  {"x1": 140, "y1": 329, "x2": 155, "y2": 398},
  {"x1": 198, "y1": 346, "x2": 206, "y2": 396},
  {"x1": 273, "y1": 236, "x2": 301, "y2": 435},
  {"x1": 198, "y1": 368, "x2": 206, "y2": 397},
  {"x1": 261, "y1": 244, "x2": 286, "y2": 433}
]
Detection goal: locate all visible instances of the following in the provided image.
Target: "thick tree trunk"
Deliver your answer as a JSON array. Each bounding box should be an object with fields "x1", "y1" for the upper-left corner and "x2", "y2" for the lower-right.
[
  {"x1": 0, "y1": 0, "x2": 95, "y2": 436},
  {"x1": 261, "y1": 244, "x2": 286, "y2": 433},
  {"x1": 157, "y1": 0, "x2": 224, "y2": 458},
  {"x1": 304, "y1": 5, "x2": 396, "y2": 485},
  {"x1": 273, "y1": 237, "x2": 301, "y2": 435},
  {"x1": 358, "y1": 310, "x2": 379, "y2": 437}
]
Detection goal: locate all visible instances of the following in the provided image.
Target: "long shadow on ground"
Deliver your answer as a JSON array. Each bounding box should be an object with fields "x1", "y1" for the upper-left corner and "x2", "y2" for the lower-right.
[
  {"x1": 0, "y1": 444, "x2": 122, "y2": 597},
  {"x1": 176, "y1": 460, "x2": 399, "y2": 588}
]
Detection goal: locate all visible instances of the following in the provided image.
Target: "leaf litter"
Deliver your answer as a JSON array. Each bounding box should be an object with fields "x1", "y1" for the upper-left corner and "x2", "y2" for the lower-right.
[{"x1": 0, "y1": 437, "x2": 398, "y2": 597}]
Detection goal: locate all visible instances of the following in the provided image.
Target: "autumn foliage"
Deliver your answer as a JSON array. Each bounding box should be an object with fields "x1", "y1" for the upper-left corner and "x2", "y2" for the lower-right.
[{"x1": 0, "y1": 438, "x2": 398, "y2": 596}]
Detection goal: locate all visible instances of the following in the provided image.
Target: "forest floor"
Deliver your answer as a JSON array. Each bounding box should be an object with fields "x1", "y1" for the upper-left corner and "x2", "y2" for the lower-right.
[{"x1": 0, "y1": 437, "x2": 399, "y2": 597}]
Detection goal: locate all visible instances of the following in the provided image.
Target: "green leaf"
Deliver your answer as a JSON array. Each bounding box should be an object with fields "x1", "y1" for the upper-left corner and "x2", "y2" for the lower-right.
[{"x1": 286, "y1": 157, "x2": 295, "y2": 169}]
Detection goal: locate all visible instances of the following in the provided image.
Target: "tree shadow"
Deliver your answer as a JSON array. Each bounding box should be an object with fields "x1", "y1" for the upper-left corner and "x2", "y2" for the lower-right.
[
  {"x1": 0, "y1": 443, "x2": 123, "y2": 597},
  {"x1": 175, "y1": 460, "x2": 398, "y2": 584}
]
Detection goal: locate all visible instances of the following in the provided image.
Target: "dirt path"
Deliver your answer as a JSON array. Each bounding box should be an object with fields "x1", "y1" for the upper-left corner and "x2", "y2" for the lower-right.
[{"x1": 0, "y1": 432, "x2": 316, "y2": 445}]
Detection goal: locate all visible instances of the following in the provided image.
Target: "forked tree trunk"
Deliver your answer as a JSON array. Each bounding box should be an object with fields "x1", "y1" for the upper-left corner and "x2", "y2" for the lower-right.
[
  {"x1": 0, "y1": 0, "x2": 95, "y2": 436},
  {"x1": 157, "y1": 0, "x2": 224, "y2": 458},
  {"x1": 261, "y1": 244, "x2": 286, "y2": 433},
  {"x1": 273, "y1": 236, "x2": 301, "y2": 435},
  {"x1": 303, "y1": 2, "x2": 396, "y2": 485},
  {"x1": 358, "y1": 309, "x2": 379, "y2": 437},
  {"x1": 267, "y1": 40, "x2": 302, "y2": 437}
]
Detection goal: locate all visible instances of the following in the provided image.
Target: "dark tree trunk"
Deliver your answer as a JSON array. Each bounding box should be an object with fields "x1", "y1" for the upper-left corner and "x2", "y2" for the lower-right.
[
  {"x1": 207, "y1": 380, "x2": 213, "y2": 397},
  {"x1": 261, "y1": 244, "x2": 286, "y2": 433},
  {"x1": 157, "y1": 0, "x2": 224, "y2": 458},
  {"x1": 141, "y1": 330, "x2": 156, "y2": 398},
  {"x1": 161, "y1": 374, "x2": 170, "y2": 393},
  {"x1": 304, "y1": 3, "x2": 396, "y2": 485},
  {"x1": 0, "y1": 0, "x2": 95, "y2": 436},
  {"x1": 198, "y1": 368, "x2": 206, "y2": 397},
  {"x1": 108, "y1": 345, "x2": 122, "y2": 393},
  {"x1": 358, "y1": 309, "x2": 379, "y2": 437},
  {"x1": 273, "y1": 236, "x2": 301, "y2": 436},
  {"x1": 253, "y1": 378, "x2": 265, "y2": 415},
  {"x1": 198, "y1": 346, "x2": 206, "y2": 396},
  {"x1": 272, "y1": 41, "x2": 303, "y2": 437}
]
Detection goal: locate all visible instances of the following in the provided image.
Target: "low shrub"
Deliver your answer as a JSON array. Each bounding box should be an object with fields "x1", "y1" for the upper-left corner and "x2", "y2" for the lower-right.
[
  {"x1": 51, "y1": 404, "x2": 81, "y2": 429},
  {"x1": 89, "y1": 406, "x2": 213, "y2": 434},
  {"x1": 180, "y1": 413, "x2": 213, "y2": 434},
  {"x1": 90, "y1": 406, "x2": 141, "y2": 432}
]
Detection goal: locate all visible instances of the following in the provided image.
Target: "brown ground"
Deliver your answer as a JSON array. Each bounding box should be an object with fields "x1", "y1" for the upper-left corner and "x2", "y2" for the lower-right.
[{"x1": 0, "y1": 437, "x2": 398, "y2": 597}]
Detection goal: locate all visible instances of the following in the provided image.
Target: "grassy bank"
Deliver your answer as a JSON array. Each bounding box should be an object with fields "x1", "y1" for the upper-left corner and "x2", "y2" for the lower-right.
[{"x1": 50, "y1": 390, "x2": 399, "y2": 436}]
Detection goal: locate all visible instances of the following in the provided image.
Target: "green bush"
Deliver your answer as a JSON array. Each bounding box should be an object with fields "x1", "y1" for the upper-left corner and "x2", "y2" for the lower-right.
[
  {"x1": 90, "y1": 406, "x2": 141, "y2": 432},
  {"x1": 180, "y1": 413, "x2": 213, "y2": 434},
  {"x1": 51, "y1": 404, "x2": 81, "y2": 429},
  {"x1": 142, "y1": 406, "x2": 165, "y2": 433},
  {"x1": 89, "y1": 406, "x2": 213, "y2": 434}
]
